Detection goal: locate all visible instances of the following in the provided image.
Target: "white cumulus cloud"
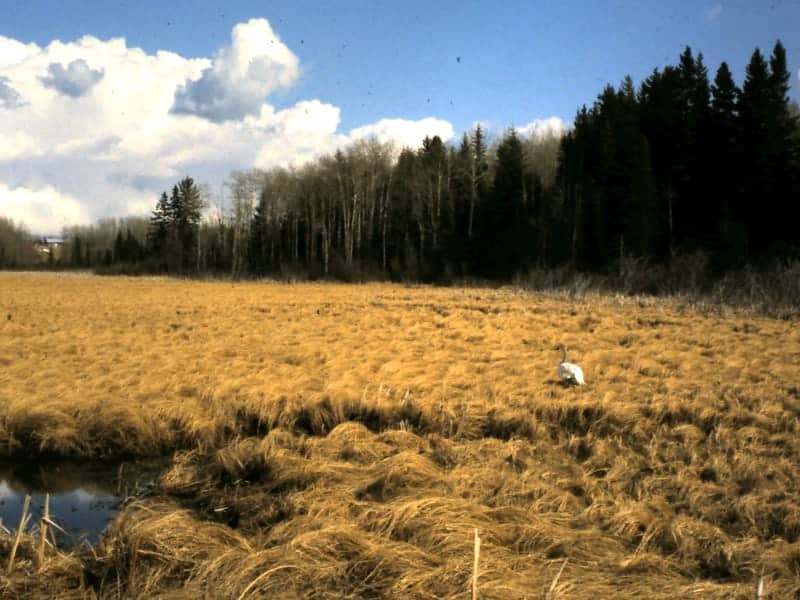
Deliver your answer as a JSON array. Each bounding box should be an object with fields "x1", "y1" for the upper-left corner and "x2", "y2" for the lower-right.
[
  {"x1": 0, "y1": 183, "x2": 91, "y2": 233},
  {"x1": 518, "y1": 116, "x2": 569, "y2": 139},
  {"x1": 171, "y1": 18, "x2": 299, "y2": 122},
  {"x1": 349, "y1": 117, "x2": 455, "y2": 149}
]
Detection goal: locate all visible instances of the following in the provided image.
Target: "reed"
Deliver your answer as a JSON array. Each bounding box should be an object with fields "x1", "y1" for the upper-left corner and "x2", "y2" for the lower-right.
[
  {"x1": 6, "y1": 494, "x2": 30, "y2": 576},
  {"x1": 545, "y1": 558, "x2": 568, "y2": 600},
  {"x1": 37, "y1": 493, "x2": 50, "y2": 569},
  {"x1": 472, "y1": 528, "x2": 481, "y2": 600}
]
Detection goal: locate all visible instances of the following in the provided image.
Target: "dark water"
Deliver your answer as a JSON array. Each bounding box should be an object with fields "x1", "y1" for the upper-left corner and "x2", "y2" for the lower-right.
[{"x1": 0, "y1": 460, "x2": 162, "y2": 547}]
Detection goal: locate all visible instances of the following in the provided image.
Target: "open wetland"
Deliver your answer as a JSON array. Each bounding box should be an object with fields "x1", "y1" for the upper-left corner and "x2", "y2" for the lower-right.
[{"x1": 1, "y1": 272, "x2": 799, "y2": 598}]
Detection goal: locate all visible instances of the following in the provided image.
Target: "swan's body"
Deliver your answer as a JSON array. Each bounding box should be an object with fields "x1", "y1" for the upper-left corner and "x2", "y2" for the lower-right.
[{"x1": 556, "y1": 345, "x2": 585, "y2": 386}]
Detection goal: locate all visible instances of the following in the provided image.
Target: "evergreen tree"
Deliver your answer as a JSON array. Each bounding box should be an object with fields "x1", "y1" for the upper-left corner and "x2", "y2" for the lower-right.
[
  {"x1": 167, "y1": 184, "x2": 183, "y2": 268},
  {"x1": 684, "y1": 51, "x2": 715, "y2": 247},
  {"x1": 147, "y1": 192, "x2": 171, "y2": 266},
  {"x1": 84, "y1": 241, "x2": 93, "y2": 267},
  {"x1": 557, "y1": 106, "x2": 591, "y2": 266},
  {"x1": 767, "y1": 40, "x2": 799, "y2": 248},
  {"x1": 249, "y1": 195, "x2": 269, "y2": 275},
  {"x1": 113, "y1": 229, "x2": 126, "y2": 263},
  {"x1": 390, "y1": 148, "x2": 421, "y2": 278},
  {"x1": 71, "y1": 235, "x2": 83, "y2": 267},
  {"x1": 710, "y1": 62, "x2": 745, "y2": 261},
  {"x1": 125, "y1": 228, "x2": 140, "y2": 263},
  {"x1": 628, "y1": 135, "x2": 658, "y2": 258},
  {"x1": 417, "y1": 135, "x2": 448, "y2": 275},
  {"x1": 168, "y1": 178, "x2": 204, "y2": 271},
  {"x1": 480, "y1": 128, "x2": 526, "y2": 278},
  {"x1": 447, "y1": 133, "x2": 474, "y2": 272},
  {"x1": 739, "y1": 47, "x2": 774, "y2": 254},
  {"x1": 470, "y1": 124, "x2": 490, "y2": 240},
  {"x1": 639, "y1": 65, "x2": 685, "y2": 261}
]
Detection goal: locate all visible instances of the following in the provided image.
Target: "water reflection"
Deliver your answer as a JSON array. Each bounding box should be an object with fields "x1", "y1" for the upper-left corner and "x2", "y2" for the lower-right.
[{"x1": 0, "y1": 461, "x2": 162, "y2": 547}]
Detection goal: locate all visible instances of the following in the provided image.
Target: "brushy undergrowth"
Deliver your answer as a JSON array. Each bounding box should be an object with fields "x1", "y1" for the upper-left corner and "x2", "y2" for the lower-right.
[
  {"x1": 0, "y1": 272, "x2": 798, "y2": 598},
  {"x1": 517, "y1": 255, "x2": 800, "y2": 319}
]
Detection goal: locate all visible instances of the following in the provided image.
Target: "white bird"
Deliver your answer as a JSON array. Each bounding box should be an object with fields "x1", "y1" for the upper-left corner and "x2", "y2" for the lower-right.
[{"x1": 556, "y1": 344, "x2": 585, "y2": 386}]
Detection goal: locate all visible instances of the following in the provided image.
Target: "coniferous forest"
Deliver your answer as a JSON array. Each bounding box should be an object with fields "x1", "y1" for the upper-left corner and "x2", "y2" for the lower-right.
[{"x1": 7, "y1": 42, "x2": 799, "y2": 289}]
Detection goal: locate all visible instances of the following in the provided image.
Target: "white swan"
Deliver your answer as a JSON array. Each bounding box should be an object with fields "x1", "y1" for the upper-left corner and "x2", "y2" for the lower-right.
[{"x1": 556, "y1": 344, "x2": 585, "y2": 386}]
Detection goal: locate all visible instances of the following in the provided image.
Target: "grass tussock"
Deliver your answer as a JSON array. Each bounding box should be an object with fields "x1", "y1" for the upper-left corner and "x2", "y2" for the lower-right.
[{"x1": 1, "y1": 272, "x2": 799, "y2": 598}]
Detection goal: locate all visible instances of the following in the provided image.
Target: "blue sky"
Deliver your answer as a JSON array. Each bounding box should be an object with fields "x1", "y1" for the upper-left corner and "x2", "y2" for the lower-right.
[
  {"x1": 4, "y1": 0, "x2": 799, "y2": 133},
  {"x1": 1, "y1": 1, "x2": 798, "y2": 233}
]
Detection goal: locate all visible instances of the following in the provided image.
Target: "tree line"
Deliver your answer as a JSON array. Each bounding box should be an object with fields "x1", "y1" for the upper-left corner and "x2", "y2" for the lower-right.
[
  {"x1": 7, "y1": 40, "x2": 798, "y2": 284},
  {"x1": 559, "y1": 41, "x2": 798, "y2": 272},
  {"x1": 0, "y1": 217, "x2": 38, "y2": 268}
]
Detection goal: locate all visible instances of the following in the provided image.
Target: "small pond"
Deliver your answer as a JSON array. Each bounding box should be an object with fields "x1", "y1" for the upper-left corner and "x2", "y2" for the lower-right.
[{"x1": 0, "y1": 460, "x2": 163, "y2": 548}]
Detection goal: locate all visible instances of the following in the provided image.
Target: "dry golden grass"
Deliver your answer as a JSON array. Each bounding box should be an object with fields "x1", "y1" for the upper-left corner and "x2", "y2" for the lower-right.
[{"x1": 1, "y1": 271, "x2": 799, "y2": 598}]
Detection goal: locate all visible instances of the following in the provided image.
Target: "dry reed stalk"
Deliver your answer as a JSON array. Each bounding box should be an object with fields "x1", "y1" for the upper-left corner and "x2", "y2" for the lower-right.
[
  {"x1": 472, "y1": 528, "x2": 481, "y2": 600},
  {"x1": 755, "y1": 576, "x2": 764, "y2": 600},
  {"x1": 37, "y1": 493, "x2": 50, "y2": 569},
  {"x1": 235, "y1": 565, "x2": 298, "y2": 600},
  {"x1": 544, "y1": 558, "x2": 568, "y2": 600},
  {"x1": 45, "y1": 517, "x2": 61, "y2": 549},
  {"x1": 7, "y1": 493, "x2": 31, "y2": 576}
]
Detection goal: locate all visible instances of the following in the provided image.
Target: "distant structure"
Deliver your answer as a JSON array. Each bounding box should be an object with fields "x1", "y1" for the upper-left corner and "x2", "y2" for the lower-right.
[
  {"x1": 33, "y1": 237, "x2": 65, "y2": 263},
  {"x1": 556, "y1": 344, "x2": 585, "y2": 386}
]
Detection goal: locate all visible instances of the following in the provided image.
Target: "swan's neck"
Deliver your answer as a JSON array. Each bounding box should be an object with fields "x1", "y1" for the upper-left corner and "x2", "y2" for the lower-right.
[{"x1": 561, "y1": 347, "x2": 567, "y2": 363}]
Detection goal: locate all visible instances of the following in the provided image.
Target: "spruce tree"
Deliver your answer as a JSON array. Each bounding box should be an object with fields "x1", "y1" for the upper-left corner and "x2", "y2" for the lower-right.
[
  {"x1": 482, "y1": 128, "x2": 526, "y2": 278},
  {"x1": 469, "y1": 125, "x2": 489, "y2": 239},
  {"x1": 710, "y1": 62, "x2": 744, "y2": 261},
  {"x1": 447, "y1": 133, "x2": 474, "y2": 270},
  {"x1": 71, "y1": 235, "x2": 83, "y2": 267},
  {"x1": 175, "y1": 177, "x2": 204, "y2": 271},
  {"x1": 739, "y1": 48, "x2": 773, "y2": 253},
  {"x1": 639, "y1": 65, "x2": 684, "y2": 261},
  {"x1": 147, "y1": 192, "x2": 170, "y2": 268},
  {"x1": 125, "y1": 228, "x2": 140, "y2": 264},
  {"x1": 766, "y1": 41, "x2": 799, "y2": 246},
  {"x1": 249, "y1": 195, "x2": 269, "y2": 275},
  {"x1": 113, "y1": 229, "x2": 126, "y2": 263},
  {"x1": 167, "y1": 184, "x2": 184, "y2": 270}
]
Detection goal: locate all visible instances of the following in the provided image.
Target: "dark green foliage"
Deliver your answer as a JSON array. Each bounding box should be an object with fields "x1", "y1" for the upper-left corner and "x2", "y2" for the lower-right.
[
  {"x1": 477, "y1": 128, "x2": 528, "y2": 277},
  {"x1": 147, "y1": 192, "x2": 171, "y2": 264},
  {"x1": 248, "y1": 194, "x2": 269, "y2": 276},
  {"x1": 144, "y1": 178, "x2": 205, "y2": 273},
  {"x1": 559, "y1": 39, "x2": 799, "y2": 272},
  {"x1": 709, "y1": 62, "x2": 743, "y2": 263},
  {"x1": 26, "y1": 40, "x2": 796, "y2": 284},
  {"x1": 113, "y1": 230, "x2": 126, "y2": 263},
  {"x1": 71, "y1": 234, "x2": 83, "y2": 267}
]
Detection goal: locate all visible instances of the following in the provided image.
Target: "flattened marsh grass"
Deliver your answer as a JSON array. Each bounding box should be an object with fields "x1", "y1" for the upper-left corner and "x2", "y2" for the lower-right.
[{"x1": 0, "y1": 272, "x2": 799, "y2": 598}]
